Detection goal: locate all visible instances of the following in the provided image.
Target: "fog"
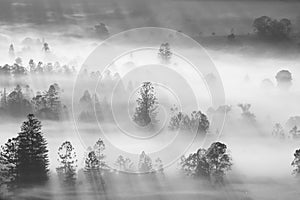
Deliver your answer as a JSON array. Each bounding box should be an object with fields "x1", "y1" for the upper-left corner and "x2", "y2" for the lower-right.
[{"x1": 1, "y1": 0, "x2": 300, "y2": 199}]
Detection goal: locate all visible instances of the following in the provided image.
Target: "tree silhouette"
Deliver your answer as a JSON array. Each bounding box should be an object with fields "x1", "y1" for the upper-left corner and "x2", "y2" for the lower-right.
[
  {"x1": 56, "y1": 141, "x2": 77, "y2": 185},
  {"x1": 206, "y1": 142, "x2": 232, "y2": 184},
  {"x1": 15, "y1": 114, "x2": 49, "y2": 185},
  {"x1": 93, "y1": 138, "x2": 106, "y2": 169},
  {"x1": 133, "y1": 82, "x2": 158, "y2": 127},
  {"x1": 138, "y1": 151, "x2": 153, "y2": 173},
  {"x1": 181, "y1": 142, "x2": 232, "y2": 184},
  {"x1": 169, "y1": 107, "x2": 209, "y2": 135},
  {"x1": 180, "y1": 148, "x2": 209, "y2": 178},
  {"x1": 7, "y1": 85, "x2": 32, "y2": 117},
  {"x1": 292, "y1": 149, "x2": 300, "y2": 176},
  {"x1": 272, "y1": 123, "x2": 285, "y2": 139}
]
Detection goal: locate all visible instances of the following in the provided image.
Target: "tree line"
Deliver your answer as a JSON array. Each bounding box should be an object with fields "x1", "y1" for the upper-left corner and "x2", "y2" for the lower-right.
[
  {"x1": 0, "y1": 114, "x2": 234, "y2": 198},
  {"x1": 0, "y1": 83, "x2": 68, "y2": 120}
]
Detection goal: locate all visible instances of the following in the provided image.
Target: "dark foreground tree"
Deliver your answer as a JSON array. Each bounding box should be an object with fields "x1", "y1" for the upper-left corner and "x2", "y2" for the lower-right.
[
  {"x1": 133, "y1": 82, "x2": 158, "y2": 127},
  {"x1": 181, "y1": 142, "x2": 232, "y2": 184},
  {"x1": 15, "y1": 114, "x2": 49, "y2": 185},
  {"x1": 180, "y1": 148, "x2": 210, "y2": 178},
  {"x1": 253, "y1": 16, "x2": 292, "y2": 39},
  {"x1": 56, "y1": 141, "x2": 77, "y2": 185},
  {"x1": 291, "y1": 149, "x2": 300, "y2": 176}
]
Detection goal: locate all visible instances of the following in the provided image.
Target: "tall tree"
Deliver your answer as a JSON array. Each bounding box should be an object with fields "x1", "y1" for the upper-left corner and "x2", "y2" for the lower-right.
[
  {"x1": 56, "y1": 141, "x2": 77, "y2": 185},
  {"x1": 15, "y1": 114, "x2": 49, "y2": 185},
  {"x1": 138, "y1": 151, "x2": 153, "y2": 173},
  {"x1": 205, "y1": 142, "x2": 232, "y2": 184},
  {"x1": 133, "y1": 82, "x2": 158, "y2": 127}
]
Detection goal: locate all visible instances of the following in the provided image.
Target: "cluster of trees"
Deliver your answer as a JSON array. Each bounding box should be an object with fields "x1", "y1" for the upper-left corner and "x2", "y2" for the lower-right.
[
  {"x1": 253, "y1": 16, "x2": 292, "y2": 39},
  {"x1": 180, "y1": 142, "x2": 232, "y2": 184},
  {"x1": 272, "y1": 123, "x2": 300, "y2": 140},
  {"x1": 0, "y1": 84, "x2": 68, "y2": 120},
  {"x1": 0, "y1": 114, "x2": 166, "y2": 197},
  {"x1": 169, "y1": 106, "x2": 210, "y2": 135},
  {"x1": 78, "y1": 90, "x2": 107, "y2": 122}
]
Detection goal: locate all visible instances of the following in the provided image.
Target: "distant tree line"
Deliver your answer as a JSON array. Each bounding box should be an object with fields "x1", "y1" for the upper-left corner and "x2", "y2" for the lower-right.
[
  {"x1": 253, "y1": 16, "x2": 292, "y2": 40},
  {"x1": 0, "y1": 83, "x2": 68, "y2": 120}
]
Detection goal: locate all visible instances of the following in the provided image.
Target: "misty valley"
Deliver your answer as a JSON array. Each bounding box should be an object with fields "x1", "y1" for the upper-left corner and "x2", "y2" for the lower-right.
[{"x1": 1, "y1": 0, "x2": 300, "y2": 200}]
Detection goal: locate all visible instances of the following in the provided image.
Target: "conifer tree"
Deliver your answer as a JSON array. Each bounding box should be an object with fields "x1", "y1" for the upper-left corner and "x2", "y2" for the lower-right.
[
  {"x1": 15, "y1": 114, "x2": 49, "y2": 184},
  {"x1": 133, "y1": 82, "x2": 158, "y2": 127}
]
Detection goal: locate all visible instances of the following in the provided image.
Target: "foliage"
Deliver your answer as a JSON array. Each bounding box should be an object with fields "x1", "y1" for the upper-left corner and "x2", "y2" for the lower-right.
[
  {"x1": 138, "y1": 151, "x2": 153, "y2": 173},
  {"x1": 253, "y1": 16, "x2": 292, "y2": 39},
  {"x1": 291, "y1": 149, "x2": 300, "y2": 176},
  {"x1": 115, "y1": 155, "x2": 134, "y2": 172},
  {"x1": 57, "y1": 141, "x2": 77, "y2": 185},
  {"x1": 238, "y1": 104, "x2": 256, "y2": 123},
  {"x1": 158, "y1": 43, "x2": 172, "y2": 63},
  {"x1": 133, "y1": 82, "x2": 158, "y2": 127},
  {"x1": 181, "y1": 142, "x2": 232, "y2": 184},
  {"x1": 0, "y1": 114, "x2": 49, "y2": 187},
  {"x1": 169, "y1": 106, "x2": 209, "y2": 135},
  {"x1": 272, "y1": 123, "x2": 285, "y2": 139}
]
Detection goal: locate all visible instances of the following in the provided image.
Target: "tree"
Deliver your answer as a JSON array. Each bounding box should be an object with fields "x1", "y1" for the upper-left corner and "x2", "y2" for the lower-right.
[
  {"x1": 169, "y1": 107, "x2": 209, "y2": 135},
  {"x1": 206, "y1": 142, "x2": 232, "y2": 184},
  {"x1": 56, "y1": 141, "x2": 77, "y2": 185},
  {"x1": 181, "y1": 142, "x2": 232, "y2": 184},
  {"x1": 8, "y1": 44, "x2": 14, "y2": 59},
  {"x1": 180, "y1": 148, "x2": 210, "y2": 178},
  {"x1": 115, "y1": 155, "x2": 134, "y2": 172},
  {"x1": 138, "y1": 151, "x2": 153, "y2": 173},
  {"x1": 42, "y1": 42, "x2": 50, "y2": 53},
  {"x1": 78, "y1": 90, "x2": 94, "y2": 122},
  {"x1": 95, "y1": 23, "x2": 109, "y2": 38},
  {"x1": 253, "y1": 16, "x2": 292, "y2": 39},
  {"x1": 133, "y1": 82, "x2": 158, "y2": 127},
  {"x1": 7, "y1": 85, "x2": 32, "y2": 117},
  {"x1": 291, "y1": 149, "x2": 300, "y2": 176},
  {"x1": 272, "y1": 123, "x2": 285, "y2": 139},
  {"x1": 158, "y1": 43, "x2": 172, "y2": 63},
  {"x1": 45, "y1": 84, "x2": 61, "y2": 119},
  {"x1": 238, "y1": 104, "x2": 256, "y2": 123},
  {"x1": 154, "y1": 158, "x2": 164, "y2": 174},
  {"x1": 93, "y1": 138, "x2": 106, "y2": 169},
  {"x1": 15, "y1": 114, "x2": 49, "y2": 185},
  {"x1": 85, "y1": 151, "x2": 100, "y2": 170},
  {"x1": 275, "y1": 70, "x2": 292, "y2": 90},
  {"x1": 0, "y1": 138, "x2": 18, "y2": 190},
  {"x1": 289, "y1": 126, "x2": 300, "y2": 139}
]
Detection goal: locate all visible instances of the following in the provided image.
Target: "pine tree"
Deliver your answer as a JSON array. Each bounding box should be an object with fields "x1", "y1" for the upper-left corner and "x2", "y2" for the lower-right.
[
  {"x1": 133, "y1": 82, "x2": 158, "y2": 127},
  {"x1": 45, "y1": 84, "x2": 61, "y2": 119},
  {"x1": 15, "y1": 114, "x2": 49, "y2": 185}
]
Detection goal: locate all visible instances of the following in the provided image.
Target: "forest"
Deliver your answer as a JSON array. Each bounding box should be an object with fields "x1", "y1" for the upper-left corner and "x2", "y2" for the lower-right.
[{"x1": 0, "y1": 0, "x2": 300, "y2": 200}]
